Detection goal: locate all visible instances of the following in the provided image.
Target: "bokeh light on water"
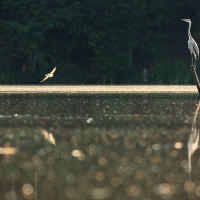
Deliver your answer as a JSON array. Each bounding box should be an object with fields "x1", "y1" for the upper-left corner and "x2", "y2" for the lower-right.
[{"x1": 0, "y1": 93, "x2": 200, "y2": 199}]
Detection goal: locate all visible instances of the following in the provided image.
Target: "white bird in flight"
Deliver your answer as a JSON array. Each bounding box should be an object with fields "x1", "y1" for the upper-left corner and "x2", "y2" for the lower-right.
[{"x1": 40, "y1": 66, "x2": 57, "y2": 83}]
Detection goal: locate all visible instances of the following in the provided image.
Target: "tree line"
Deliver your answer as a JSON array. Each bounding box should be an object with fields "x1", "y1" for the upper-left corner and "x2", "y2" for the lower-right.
[{"x1": 0, "y1": 0, "x2": 200, "y2": 84}]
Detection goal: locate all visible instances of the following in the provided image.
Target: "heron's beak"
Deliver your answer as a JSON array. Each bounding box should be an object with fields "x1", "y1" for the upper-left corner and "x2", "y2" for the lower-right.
[{"x1": 182, "y1": 19, "x2": 188, "y2": 22}]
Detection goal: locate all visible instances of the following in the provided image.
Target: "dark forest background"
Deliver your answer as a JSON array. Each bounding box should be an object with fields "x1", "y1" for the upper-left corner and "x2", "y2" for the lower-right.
[{"x1": 0, "y1": 0, "x2": 200, "y2": 84}]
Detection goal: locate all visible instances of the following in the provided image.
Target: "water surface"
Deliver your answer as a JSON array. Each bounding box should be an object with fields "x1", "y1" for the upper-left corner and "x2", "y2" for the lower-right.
[{"x1": 0, "y1": 93, "x2": 200, "y2": 200}]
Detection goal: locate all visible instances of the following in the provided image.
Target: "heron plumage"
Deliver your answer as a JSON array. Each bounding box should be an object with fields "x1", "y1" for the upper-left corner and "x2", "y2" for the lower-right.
[{"x1": 182, "y1": 19, "x2": 199, "y2": 66}]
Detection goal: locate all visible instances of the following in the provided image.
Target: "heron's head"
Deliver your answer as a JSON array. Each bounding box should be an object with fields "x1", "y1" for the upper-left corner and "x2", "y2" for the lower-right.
[{"x1": 182, "y1": 19, "x2": 191, "y2": 24}]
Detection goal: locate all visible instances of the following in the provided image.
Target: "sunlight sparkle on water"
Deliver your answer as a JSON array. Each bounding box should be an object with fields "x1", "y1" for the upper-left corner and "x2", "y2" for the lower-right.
[{"x1": 0, "y1": 147, "x2": 17, "y2": 154}]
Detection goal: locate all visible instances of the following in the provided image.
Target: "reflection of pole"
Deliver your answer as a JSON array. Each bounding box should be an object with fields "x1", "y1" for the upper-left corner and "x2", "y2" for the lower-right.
[
  {"x1": 190, "y1": 65, "x2": 200, "y2": 95},
  {"x1": 35, "y1": 172, "x2": 37, "y2": 200},
  {"x1": 188, "y1": 99, "x2": 200, "y2": 179}
]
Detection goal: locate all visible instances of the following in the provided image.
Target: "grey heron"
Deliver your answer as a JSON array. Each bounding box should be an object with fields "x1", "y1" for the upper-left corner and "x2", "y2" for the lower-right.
[
  {"x1": 40, "y1": 66, "x2": 57, "y2": 83},
  {"x1": 182, "y1": 19, "x2": 199, "y2": 67}
]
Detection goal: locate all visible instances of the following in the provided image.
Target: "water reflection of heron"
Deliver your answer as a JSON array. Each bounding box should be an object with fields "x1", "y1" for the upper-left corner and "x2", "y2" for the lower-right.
[
  {"x1": 182, "y1": 19, "x2": 199, "y2": 67},
  {"x1": 188, "y1": 99, "x2": 200, "y2": 178}
]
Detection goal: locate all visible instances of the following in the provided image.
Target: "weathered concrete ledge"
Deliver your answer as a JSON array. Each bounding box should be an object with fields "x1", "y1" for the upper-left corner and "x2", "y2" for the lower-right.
[{"x1": 0, "y1": 85, "x2": 197, "y2": 94}]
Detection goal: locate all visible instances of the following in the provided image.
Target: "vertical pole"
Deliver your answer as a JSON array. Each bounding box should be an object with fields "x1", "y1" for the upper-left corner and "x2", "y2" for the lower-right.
[{"x1": 190, "y1": 65, "x2": 200, "y2": 94}]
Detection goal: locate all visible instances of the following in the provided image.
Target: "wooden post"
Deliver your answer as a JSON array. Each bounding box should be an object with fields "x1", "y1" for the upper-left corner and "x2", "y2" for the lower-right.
[{"x1": 190, "y1": 65, "x2": 200, "y2": 94}]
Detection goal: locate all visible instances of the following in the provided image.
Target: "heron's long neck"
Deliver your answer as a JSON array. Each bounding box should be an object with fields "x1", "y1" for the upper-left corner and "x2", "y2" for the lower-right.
[{"x1": 188, "y1": 22, "x2": 192, "y2": 39}]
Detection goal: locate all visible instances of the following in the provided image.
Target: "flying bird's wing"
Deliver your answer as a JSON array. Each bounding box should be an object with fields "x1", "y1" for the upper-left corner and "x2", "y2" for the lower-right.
[
  {"x1": 50, "y1": 66, "x2": 57, "y2": 74},
  {"x1": 40, "y1": 76, "x2": 49, "y2": 83}
]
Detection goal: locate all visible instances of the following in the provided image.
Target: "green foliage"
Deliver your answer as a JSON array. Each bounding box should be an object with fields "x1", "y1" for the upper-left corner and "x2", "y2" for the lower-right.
[
  {"x1": 149, "y1": 59, "x2": 193, "y2": 84},
  {"x1": 54, "y1": 64, "x2": 87, "y2": 84},
  {"x1": 0, "y1": 0, "x2": 200, "y2": 84}
]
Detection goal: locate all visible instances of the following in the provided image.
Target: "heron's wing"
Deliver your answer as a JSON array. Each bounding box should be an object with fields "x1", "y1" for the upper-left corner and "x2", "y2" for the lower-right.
[
  {"x1": 40, "y1": 76, "x2": 49, "y2": 83},
  {"x1": 192, "y1": 39, "x2": 199, "y2": 59},
  {"x1": 50, "y1": 66, "x2": 57, "y2": 74}
]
